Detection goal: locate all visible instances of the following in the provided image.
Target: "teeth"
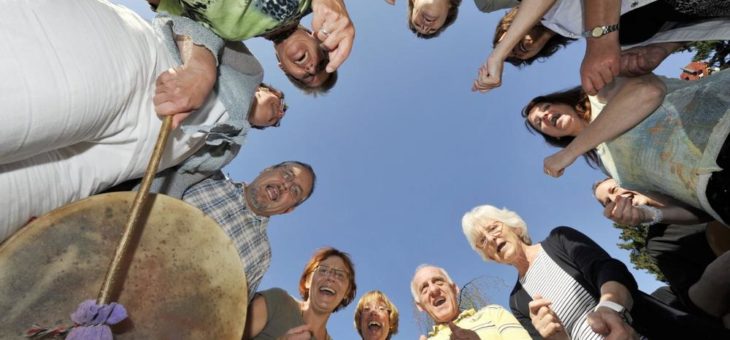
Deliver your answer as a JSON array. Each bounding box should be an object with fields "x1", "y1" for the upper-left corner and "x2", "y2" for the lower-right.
[
  {"x1": 368, "y1": 321, "x2": 382, "y2": 329},
  {"x1": 320, "y1": 287, "x2": 335, "y2": 295}
]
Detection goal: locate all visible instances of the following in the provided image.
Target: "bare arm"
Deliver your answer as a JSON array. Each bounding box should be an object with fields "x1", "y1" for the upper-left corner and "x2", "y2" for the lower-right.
[
  {"x1": 543, "y1": 74, "x2": 666, "y2": 177},
  {"x1": 580, "y1": 0, "x2": 621, "y2": 95},
  {"x1": 473, "y1": 0, "x2": 556, "y2": 92},
  {"x1": 243, "y1": 294, "x2": 269, "y2": 339},
  {"x1": 620, "y1": 42, "x2": 685, "y2": 77}
]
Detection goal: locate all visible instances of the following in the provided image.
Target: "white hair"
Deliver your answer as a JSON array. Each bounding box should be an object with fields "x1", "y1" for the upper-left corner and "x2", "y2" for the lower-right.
[
  {"x1": 461, "y1": 204, "x2": 531, "y2": 261},
  {"x1": 410, "y1": 264, "x2": 454, "y2": 303}
]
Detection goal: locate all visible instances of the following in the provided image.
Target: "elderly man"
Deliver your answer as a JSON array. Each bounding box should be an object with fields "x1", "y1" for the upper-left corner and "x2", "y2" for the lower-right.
[{"x1": 410, "y1": 264, "x2": 530, "y2": 339}]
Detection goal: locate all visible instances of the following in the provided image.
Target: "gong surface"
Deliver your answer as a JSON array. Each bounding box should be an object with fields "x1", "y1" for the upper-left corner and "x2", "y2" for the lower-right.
[{"x1": 0, "y1": 192, "x2": 247, "y2": 339}]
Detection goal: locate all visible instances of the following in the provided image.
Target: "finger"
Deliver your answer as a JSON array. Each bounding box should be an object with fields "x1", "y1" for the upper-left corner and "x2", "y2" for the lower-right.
[
  {"x1": 285, "y1": 324, "x2": 311, "y2": 335},
  {"x1": 582, "y1": 74, "x2": 597, "y2": 96},
  {"x1": 528, "y1": 298, "x2": 552, "y2": 315},
  {"x1": 586, "y1": 311, "x2": 609, "y2": 335},
  {"x1": 385, "y1": 0, "x2": 396, "y2": 4},
  {"x1": 324, "y1": 30, "x2": 353, "y2": 73},
  {"x1": 604, "y1": 201, "x2": 617, "y2": 219}
]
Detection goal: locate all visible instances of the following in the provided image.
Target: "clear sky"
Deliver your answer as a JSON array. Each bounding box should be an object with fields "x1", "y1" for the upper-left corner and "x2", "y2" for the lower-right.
[{"x1": 119, "y1": 1, "x2": 695, "y2": 338}]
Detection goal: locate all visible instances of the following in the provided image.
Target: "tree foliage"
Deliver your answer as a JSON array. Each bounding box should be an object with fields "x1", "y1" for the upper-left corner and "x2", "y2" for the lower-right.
[
  {"x1": 681, "y1": 41, "x2": 730, "y2": 70},
  {"x1": 613, "y1": 223, "x2": 667, "y2": 282}
]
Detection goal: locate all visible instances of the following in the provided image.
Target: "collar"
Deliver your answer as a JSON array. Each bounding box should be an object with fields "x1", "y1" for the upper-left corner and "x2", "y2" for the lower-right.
[{"x1": 428, "y1": 309, "x2": 476, "y2": 337}]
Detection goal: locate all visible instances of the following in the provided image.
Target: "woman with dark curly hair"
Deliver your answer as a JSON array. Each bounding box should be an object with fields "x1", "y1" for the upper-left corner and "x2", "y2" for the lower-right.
[{"x1": 245, "y1": 247, "x2": 357, "y2": 340}]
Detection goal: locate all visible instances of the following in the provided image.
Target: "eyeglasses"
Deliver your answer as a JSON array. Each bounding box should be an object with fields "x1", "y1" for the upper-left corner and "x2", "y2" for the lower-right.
[
  {"x1": 476, "y1": 222, "x2": 502, "y2": 249},
  {"x1": 362, "y1": 304, "x2": 389, "y2": 314},
  {"x1": 314, "y1": 265, "x2": 349, "y2": 282}
]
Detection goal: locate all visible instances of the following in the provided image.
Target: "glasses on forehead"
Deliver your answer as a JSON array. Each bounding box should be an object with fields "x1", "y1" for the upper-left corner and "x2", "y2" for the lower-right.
[{"x1": 314, "y1": 265, "x2": 349, "y2": 282}]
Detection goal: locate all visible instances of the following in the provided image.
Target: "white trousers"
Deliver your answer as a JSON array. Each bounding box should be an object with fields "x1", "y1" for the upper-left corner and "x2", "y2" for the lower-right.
[{"x1": 0, "y1": 0, "x2": 225, "y2": 241}]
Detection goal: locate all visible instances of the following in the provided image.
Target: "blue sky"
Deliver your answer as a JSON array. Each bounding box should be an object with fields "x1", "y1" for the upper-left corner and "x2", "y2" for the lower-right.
[{"x1": 119, "y1": 1, "x2": 695, "y2": 337}]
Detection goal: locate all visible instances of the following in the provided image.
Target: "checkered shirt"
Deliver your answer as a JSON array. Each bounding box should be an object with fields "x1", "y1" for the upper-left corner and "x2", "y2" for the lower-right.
[{"x1": 183, "y1": 171, "x2": 271, "y2": 300}]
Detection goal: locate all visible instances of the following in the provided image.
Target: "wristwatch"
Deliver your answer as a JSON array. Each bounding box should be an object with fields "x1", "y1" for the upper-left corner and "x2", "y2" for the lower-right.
[
  {"x1": 582, "y1": 24, "x2": 620, "y2": 38},
  {"x1": 594, "y1": 300, "x2": 633, "y2": 324}
]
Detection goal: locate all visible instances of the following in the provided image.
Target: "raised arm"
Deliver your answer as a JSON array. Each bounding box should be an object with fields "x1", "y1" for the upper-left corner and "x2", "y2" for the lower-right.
[
  {"x1": 543, "y1": 74, "x2": 666, "y2": 177},
  {"x1": 311, "y1": 0, "x2": 355, "y2": 73},
  {"x1": 580, "y1": 0, "x2": 621, "y2": 95},
  {"x1": 243, "y1": 294, "x2": 269, "y2": 339},
  {"x1": 473, "y1": 0, "x2": 556, "y2": 92}
]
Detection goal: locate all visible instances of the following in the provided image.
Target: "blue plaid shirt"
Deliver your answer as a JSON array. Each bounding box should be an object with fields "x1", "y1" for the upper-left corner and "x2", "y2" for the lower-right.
[{"x1": 183, "y1": 171, "x2": 271, "y2": 300}]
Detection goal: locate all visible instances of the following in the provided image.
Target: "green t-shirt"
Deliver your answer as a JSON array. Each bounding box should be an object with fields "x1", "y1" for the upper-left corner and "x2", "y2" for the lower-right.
[{"x1": 158, "y1": 0, "x2": 311, "y2": 41}]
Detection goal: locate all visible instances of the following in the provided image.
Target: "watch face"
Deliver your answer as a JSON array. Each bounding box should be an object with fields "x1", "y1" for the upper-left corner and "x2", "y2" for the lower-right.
[{"x1": 591, "y1": 26, "x2": 604, "y2": 38}]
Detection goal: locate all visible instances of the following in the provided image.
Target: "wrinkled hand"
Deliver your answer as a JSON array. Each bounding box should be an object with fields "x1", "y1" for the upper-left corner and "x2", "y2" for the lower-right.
[
  {"x1": 153, "y1": 65, "x2": 216, "y2": 129},
  {"x1": 587, "y1": 308, "x2": 638, "y2": 340},
  {"x1": 543, "y1": 149, "x2": 578, "y2": 178},
  {"x1": 581, "y1": 38, "x2": 620, "y2": 95},
  {"x1": 529, "y1": 295, "x2": 570, "y2": 340},
  {"x1": 448, "y1": 322, "x2": 479, "y2": 340},
  {"x1": 619, "y1": 45, "x2": 671, "y2": 77},
  {"x1": 311, "y1": 0, "x2": 355, "y2": 73},
  {"x1": 604, "y1": 195, "x2": 649, "y2": 226},
  {"x1": 472, "y1": 55, "x2": 504, "y2": 93},
  {"x1": 276, "y1": 325, "x2": 312, "y2": 340}
]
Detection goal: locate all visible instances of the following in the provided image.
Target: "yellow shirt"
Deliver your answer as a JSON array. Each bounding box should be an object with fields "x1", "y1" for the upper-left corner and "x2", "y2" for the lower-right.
[{"x1": 428, "y1": 306, "x2": 531, "y2": 340}]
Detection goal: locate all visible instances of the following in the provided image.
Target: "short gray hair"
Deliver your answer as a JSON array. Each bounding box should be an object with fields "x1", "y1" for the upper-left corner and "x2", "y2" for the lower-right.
[
  {"x1": 410, "y1": 264, "x2": 454, "y2": 303},
  {"x1": 461, "y1": 205, "x2": 532, "y2": 261}
]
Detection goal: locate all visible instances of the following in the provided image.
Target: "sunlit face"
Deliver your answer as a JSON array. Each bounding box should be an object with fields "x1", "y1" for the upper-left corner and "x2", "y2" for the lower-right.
[
  {"x1": 248, "y1": 87, "x2": 286, "y2": 128},
  {"x1": 499, "y1": 26, "x2": 555, "y2": 60},
  {"x1": 527, "y1": 102, "x2": 587, "y2": 138},
  {"x1": 413, "y1": 266, "x2": 459, "y2": 323},
  {"x1": 473, "y1": 220, "x2": 525, "y2": 264},
  {"x1": 306, "y1": 256, "x2": 351, "y2": 314},
  {"x1": 410, "y1": 0, "x2": 450, "y2": 35},
  {"x1": 275, "y1": 29, "x2": 329, "y2": 87},
  {"x1": 244, "y1": 163, "x2": 314, "y2": 217},
  {"x1": 359, "y1": 296, "x2": 391, "y2": 340},
  {"x1": 594, "y1": 178, "x2": 650, "y2": 207}
]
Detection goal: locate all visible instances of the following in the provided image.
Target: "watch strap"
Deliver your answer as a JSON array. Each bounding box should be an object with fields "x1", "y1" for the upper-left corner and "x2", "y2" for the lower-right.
[
  {"x1": 582, "y1": 24, "x2": 620, "y2": 38},
  {"x1": 594, "y1": 300, "x2": 633, "y2": 324}
]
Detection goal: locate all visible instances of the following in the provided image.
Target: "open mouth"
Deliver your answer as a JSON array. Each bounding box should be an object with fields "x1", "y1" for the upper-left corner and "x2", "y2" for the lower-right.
[
  {"x1": 368, "y1": 321, "x2": 383, "y2": 331},
  {"x1": 549, "y1": 113, "x2": 561, "y2": 127},
  {"x1": 496, "y1": 241, "x2": 507, "y2": 254},
  {"x1": 320, "y1": 286, "x2": 336, "y2": 296},
  {"x1": 265, "y1": 185, "x2": 279, "y2": 201},
  {"x1": 433, "y1": 297, "x2": 446, "y2": 307}
]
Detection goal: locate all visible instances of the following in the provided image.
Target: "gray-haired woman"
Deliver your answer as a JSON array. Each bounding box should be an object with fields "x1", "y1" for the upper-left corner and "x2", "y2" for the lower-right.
[{"x1": 460, "y1": 204, "x2": 730, "y2": 339}]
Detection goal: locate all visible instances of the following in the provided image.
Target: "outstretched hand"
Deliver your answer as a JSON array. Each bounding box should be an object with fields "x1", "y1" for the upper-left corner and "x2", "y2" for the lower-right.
[
  {"x1": 472, "y1": 55, "x2": 504, "y2": 93},
  {"x1": 604, "y1": 195, "x2": 649, "y2": 226},
  {"x1": 311, "y1": 0, "x2": 355, "y2": 73},
  {"x1": 587, "y1": 308, "x2": 638, "y2": 340},
  {"x1": 543, "y1": 149, "x2": 578, "y2": 178},
  {"x1": 581, "y1": 38, "x2": 620, "y2": 95},
  {"x1": 153, "y1": 65, "x2": 216, "y2": 129},
  {"x1": 528, "y1": 295, "x2": 569, "y2": 340}
]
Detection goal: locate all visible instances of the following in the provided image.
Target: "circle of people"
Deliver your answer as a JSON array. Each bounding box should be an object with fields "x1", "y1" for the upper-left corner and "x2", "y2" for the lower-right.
[{"x1": 1, "y1": 0, "x2": 729, "y2": 339}]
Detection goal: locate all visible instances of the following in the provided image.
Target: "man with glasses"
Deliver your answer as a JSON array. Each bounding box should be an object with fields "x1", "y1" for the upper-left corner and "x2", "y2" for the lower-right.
[
  {"x1": 410, "y1": 265, "x2": 530, "y2": 339},
  {"x1": 110, "y1": 161, "x2": 316, "y2": 299}
]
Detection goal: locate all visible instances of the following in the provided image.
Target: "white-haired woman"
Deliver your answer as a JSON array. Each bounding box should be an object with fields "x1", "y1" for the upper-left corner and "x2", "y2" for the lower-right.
[{"x1": 461, "y1": 204, "x2": 730, "y2": 339}]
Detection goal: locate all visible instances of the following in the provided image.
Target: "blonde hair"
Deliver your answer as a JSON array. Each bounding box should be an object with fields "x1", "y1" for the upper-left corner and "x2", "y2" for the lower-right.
[
  {"x1": 461, "y1": 205, "x2": 531, "y2": 261},
  {"x1": 353, "y1": 290, "x2": 399, "y2": 339}
]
